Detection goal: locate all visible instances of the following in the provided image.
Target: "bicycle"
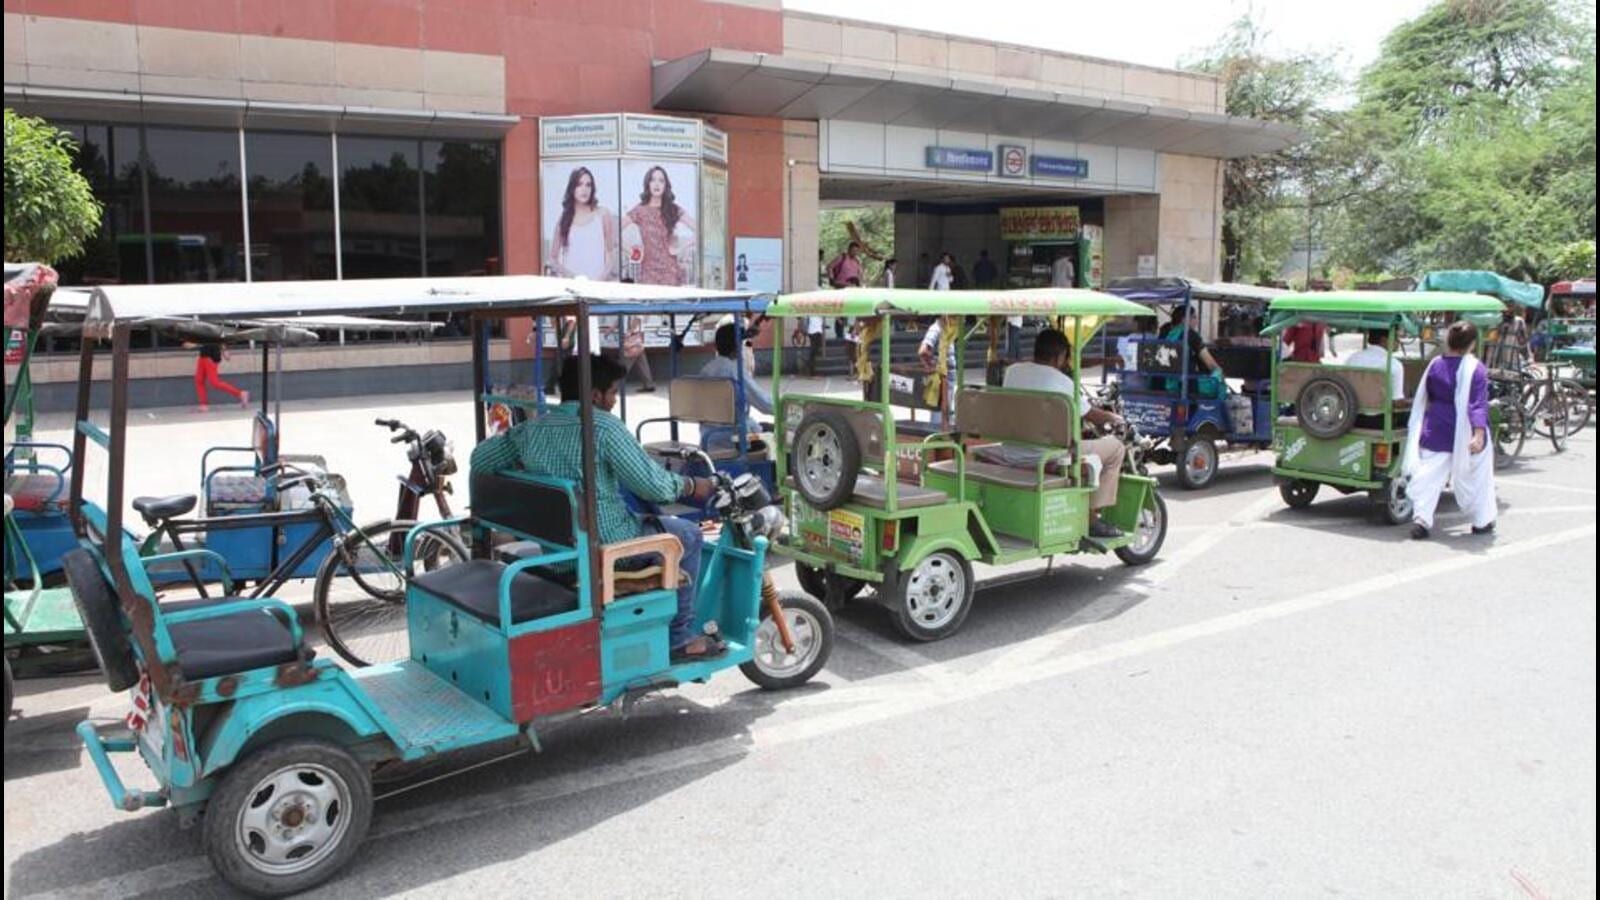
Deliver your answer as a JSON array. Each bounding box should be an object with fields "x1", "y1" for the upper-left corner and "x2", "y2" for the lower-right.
[
  {"x1": 1517, "y1": 362, "x2": 1583, "y2": 452},
  {"x1": 315, "y1": 419, "x2": 466, "y2": 667}
]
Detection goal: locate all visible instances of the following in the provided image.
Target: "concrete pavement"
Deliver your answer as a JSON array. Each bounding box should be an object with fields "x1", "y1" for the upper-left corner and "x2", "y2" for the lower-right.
[{"x1": 5, "y1": 385, "x2": 1595, "y2": 898}]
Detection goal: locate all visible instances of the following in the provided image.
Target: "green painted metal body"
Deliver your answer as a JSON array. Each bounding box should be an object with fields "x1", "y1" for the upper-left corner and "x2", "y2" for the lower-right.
[{"x1": 767, "y1": 288, "x2": 1158, "y2": 587}]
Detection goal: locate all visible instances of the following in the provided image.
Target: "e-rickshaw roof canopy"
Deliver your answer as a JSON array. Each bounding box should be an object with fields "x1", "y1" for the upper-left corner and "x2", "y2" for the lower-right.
[
  {"x1": 1417, "y1": 270, "x2": 1544, "y2": 309},
  {"x1": 1268, "y1": 291, "x2": 1505, "y2": 315},
  {"x1": 1104, "y1": 276, "x2": 1285, "y2": 305},
  {"x1": 78, "y1": 275, "x2": 766, "y2": 333},
  {"x1": 1550, "y1": 279, "x2": 1596, "y2": 297},
  {"x1": 768, "y1": 287, "x2": 1149, "y2": 318}
]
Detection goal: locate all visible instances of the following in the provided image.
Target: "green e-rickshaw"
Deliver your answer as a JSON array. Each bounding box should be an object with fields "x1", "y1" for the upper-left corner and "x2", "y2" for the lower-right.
[
  {"x1": 767, "y1": 287, "x2": 1166, "y2": 642},
  {"x1": 1264, "y1": 291, "x2": 1506, "y2": 523}
]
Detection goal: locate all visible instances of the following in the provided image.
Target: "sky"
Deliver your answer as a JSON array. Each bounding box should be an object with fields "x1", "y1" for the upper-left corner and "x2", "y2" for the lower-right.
[{"x1": 785, "y1": 0, "x2": 1437, "y2": 81}]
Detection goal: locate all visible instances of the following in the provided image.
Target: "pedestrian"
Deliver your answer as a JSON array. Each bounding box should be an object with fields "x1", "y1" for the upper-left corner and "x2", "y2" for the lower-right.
[
  {"x1": 1404, "y1": 320, "x2": 1497, "y2": 540},
  {"x1": 826, "y1": 241, "x2": 864, "y2": 289},
  {"x1": 972, "y1": 249, "x2": 998, "y2": 289},
  {"x1": 794, "y1": 314, "x2": 827, "y2": 377},
  {"x1": 1281, "y1": 318, "x2": 1329, "y2": 362},
  {"x1": 928, "y1": 252, "x2": 954, "y2": 290},
  {"x1": 621, "y1": 315, "x2": 656, "y2": 392},
  {"x1": 188, "y1": 339, "x2": 249, "y2": 412},
  {"x1": 879, "y1": 257, "x2": 898, "y2": 288},
  {"x1": 542, "y1": 315, "x2": 576, "y2": 395},
  {"x1": 1005, "y1": 314, "x2": 1023, "y2": 362},
  {"x1": 1051, "y1": 251, "x2": 1075, "y2": 288}
]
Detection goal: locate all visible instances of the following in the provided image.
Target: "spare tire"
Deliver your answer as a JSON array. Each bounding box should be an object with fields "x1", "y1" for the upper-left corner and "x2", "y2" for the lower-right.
[
  {"x1": 1297, "y1": 375, "x2": 1358, "y2": 439},
  {"x1": 789, "y1": 409, "x2": 861, "y2": 511},
  {"x1": 63, "y1": 548, "x2": 140, "y2": 692}
]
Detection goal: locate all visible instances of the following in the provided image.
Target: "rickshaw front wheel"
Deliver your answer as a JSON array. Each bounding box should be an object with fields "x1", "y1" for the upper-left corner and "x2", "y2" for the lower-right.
[
  {"x1": 1279, "y1": 479, "x2": 1320, "y2": 509},
  {"x1": 741, "y1": 591, "x2": 834, "y2": 690},
  {"x1": 1114, "y1": 492, "x2": 1168, "y2": 566},
  {"x1": 1372, "y1": 478, "x2": 1413, "y2": 526},
  {"x1": 891, "y1": 551, "x2": 975, "y2": 642},
  {"x1": 204, "y1": 738, "x2": 373, "y2": 898}
]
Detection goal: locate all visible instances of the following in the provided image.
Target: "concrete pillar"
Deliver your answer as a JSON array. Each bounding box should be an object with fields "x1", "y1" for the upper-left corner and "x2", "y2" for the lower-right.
[{"x1": 782, "y1": 123, "x2": 821, "y2": 292}]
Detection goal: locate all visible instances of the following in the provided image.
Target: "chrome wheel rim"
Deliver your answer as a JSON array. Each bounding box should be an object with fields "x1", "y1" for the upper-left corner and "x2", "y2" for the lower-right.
[
  {"x1": 1389, "y1": 482, "x2": 1413, "y2": 520},
  {"x1": 1128, "y1": 501, "x2": 1162, "y2": 555},
  {"x1": 1304, "y1": 384, "x2": 1346, "y2": 430},
  {"x1": 234, "y1": 762, "x2": 354, "y2": 876},
  {"x1": 904, "y1": 554, "x2": 965, "y2": 630},
  {"x1": 1184, "y1": 441, "x2": 1216, "y2": 478},
  {"x1": 797, "y1": 424, "x2": 843, "y2": 498},
  {"x1": 753, "y1": 607, "x2": 823, "y2": 679}
]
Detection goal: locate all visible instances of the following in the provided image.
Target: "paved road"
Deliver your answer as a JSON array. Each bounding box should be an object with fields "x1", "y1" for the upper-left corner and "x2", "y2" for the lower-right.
[{"x1": 6, "y1": 386, "x2": 1595, "y2": 898}]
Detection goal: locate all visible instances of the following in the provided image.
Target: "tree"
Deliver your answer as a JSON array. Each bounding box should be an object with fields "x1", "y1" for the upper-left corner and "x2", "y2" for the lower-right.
[
  {"x1": 819, "y1": 205, "x2": 893, "y2": 284},
  {"x1": 4, "y1": 109, "x2": 102, "y2": 263},
  {"x1": 1183, "y1": 15, "x2": 1342, "y2": 282}
]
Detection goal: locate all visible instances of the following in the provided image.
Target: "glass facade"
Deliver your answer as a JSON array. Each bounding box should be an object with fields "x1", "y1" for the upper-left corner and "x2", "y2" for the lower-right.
[{"x1": 46, "y1": 122, "x2": 501, "y2": 288}]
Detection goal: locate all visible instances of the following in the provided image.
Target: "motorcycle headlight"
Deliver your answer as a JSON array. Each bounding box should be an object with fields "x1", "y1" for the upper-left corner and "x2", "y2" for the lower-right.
[
  {"x1": 732, "y1": 473, "x2": 771, "y2": 509},
  {"x1": 749, "y1": 505, "x2": 787, "y2": 540}
]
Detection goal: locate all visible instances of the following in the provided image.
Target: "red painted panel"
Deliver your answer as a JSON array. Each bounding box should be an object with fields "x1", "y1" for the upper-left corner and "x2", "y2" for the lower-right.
[
  {"x1": 238, "y1": 0, "x2": 337, "y2": 41},
  {"x1": 508, "y1": 619, "x2": 601, "y2": 722},
  {"x1": 132, "y1": 0, "x2": 238, "y2": 32},
  {"x1": 335, "y1": 0, "x2": 422, "y2": 47},
  {"x1": 22, "y1": 0, "x2": 135, "y2": 23},
  {"x1": 422, "y1": 0, "x2": 504, "y2": 54}
]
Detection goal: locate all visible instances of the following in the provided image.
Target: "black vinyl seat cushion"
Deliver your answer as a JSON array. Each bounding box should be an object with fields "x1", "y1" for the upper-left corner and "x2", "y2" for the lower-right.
[
  {"x1": 411, "y1": 560, "x2": 579, "y2": 625},
  {"x1": 165, "y1": 603, "x2": 300, "y2": 679},
  {"x1": 133, "y1": 494, "x2": 198, "y2": 522}
]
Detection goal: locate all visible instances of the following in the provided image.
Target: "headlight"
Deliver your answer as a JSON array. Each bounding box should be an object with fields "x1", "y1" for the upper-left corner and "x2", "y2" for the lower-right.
[{"x1": 748, "y1": 505, "x2": 787, "y2": 540}]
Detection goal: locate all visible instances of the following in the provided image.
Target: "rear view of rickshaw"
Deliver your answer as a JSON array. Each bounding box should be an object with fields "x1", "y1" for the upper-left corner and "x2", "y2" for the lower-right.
[
  {"x1": 768, "y1": 288, "x2": 1166, "y2": 642},
  {"x1": 1264, "y1": 291, "x2": 1506, "y2": 522},
  {"x1": 65, "y1": 276, "x2": 830, "y2": 896}
]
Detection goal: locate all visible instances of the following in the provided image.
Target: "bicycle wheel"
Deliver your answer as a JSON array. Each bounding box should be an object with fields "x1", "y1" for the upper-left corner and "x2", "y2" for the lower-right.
[
  {"x1": 315, "y1": 519, "x2": 468, "y2": 667},
  {"x1": 1556, "y1": 378, "x2": 1591, "y2": 432},
  {"x1": 1493, "y1": 401, "x2": 1525, "y2": 468},
  {"x1": 1531, "y1": 390, "x2": 1569, "y2": 452}
]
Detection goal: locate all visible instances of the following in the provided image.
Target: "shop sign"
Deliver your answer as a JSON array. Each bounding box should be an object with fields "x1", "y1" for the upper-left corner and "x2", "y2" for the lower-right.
[
  {"x1": 924, "y1": 146, "x2": 993, "y2": 172},
  {"x1": 998, "y1": 206, "x2": 1081, "y2": 241},
  {"x1": 997, "y1": 144, "x2": 1027, "y2": 178},
  {"x1": 540, "y1": 115, "x2": 621, "y2": 155},
  {"x1": 701, "y1": 124, "x2": 729, "y2": 164},
  {"x1": 1030, "y1": 155, "x2": 1090, "y2": 179},
  {"x1": 623, "y1": 114, "x2": 701, "y2": 156}
]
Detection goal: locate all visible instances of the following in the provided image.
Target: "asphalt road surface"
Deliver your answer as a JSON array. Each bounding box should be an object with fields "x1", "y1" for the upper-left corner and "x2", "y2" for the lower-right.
[{"x1": 6, "y1": 385, "x2": 1595, "y2": 898}]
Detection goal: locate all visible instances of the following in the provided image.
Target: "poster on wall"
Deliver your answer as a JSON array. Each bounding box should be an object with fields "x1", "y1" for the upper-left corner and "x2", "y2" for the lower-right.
[
  {"x1": 539, "y1": 159, "x2": 622, "y2": 281},
  {"x1": 733, "y1": 237, "x2": 784, "y2": 294},
  {"x1": 700, "y1": 165, "x2": 729, "y2": 289},
  {"x1": 1079, "y1": 223, "x2": 1104, "y2": 289},
  {"x1": 620, "y1": 159, "x2": 699, "y2": 287}
]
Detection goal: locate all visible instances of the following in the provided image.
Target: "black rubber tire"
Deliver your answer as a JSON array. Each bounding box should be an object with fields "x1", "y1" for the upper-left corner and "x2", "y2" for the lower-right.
[
  {"x1": 890, "y1": 551, "x2": 975, "y2": 643},
  {"x1": 1371, "y1": 478, "x2": 1414, "y2": 526},
  {"x1": 1492, "y1": 401, "x2": 1525, "y2": 469},
  {"x1": 1114, "y1": 492, "x2": 1168, "y2": 566},
  {"x1": 62, "y1": 548, "x2": 139, "y2": 692},
  {"x1": 1279, "y1": 479, "x2": 1320, "y2": 509},
  {"x1": 203, "y1": 738, "x2": 373, "y2": 897},
  {"x1": 1297, "y1": 375, "x2": 1359, "y2": 439},
  {"x1": 789, "y1": 409, "x2": 861, "y2": 511},
  {"x1": 793, "y1": 561, "x2": 828, "y2": 601},
  {"x1": 1173, "y1": 436, "x2": 1219, "y2": 490},
  {"x1": 315, "y1": 520, "x2": 468, "y2": 668},
  {"x1": 740, "y1": 591, "x2": 834, "y2": 690}
]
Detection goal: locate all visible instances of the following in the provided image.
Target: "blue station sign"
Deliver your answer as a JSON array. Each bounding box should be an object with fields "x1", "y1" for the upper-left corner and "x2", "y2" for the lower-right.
[
  {"x1": 1031, "y1": 155, "x2": 1090, "y2": 178},
  {"x1": 925, "y1": 146, "x2": 994, "y2": 172}
]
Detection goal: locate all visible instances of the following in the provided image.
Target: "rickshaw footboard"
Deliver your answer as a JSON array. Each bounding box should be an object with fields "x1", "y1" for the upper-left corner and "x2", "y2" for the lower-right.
[{"x1": 76, "y1": 719, "x2": 168, "y2": 812}]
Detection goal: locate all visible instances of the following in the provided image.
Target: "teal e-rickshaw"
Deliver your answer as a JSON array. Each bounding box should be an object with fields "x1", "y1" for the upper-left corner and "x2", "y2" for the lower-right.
[
  {"x1": 767, "y1": 287, "x2": 1167, "y2": 642},
  {"x1": 68, "y1": 275, "x2": 831, "y2": 896},
  {"x1": 1264, "y1": 291, "x2": 1506, "y2": 522}
]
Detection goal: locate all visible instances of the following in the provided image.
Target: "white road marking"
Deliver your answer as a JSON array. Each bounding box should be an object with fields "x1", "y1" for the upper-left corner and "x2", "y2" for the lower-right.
[
  {"x1": 32, "y1": 519, "x2": 1588, "y2": 900},
  {"x1": 1495, "y1": 476, "x2": 1598, "y2": 496},
  {"x1": 1121, "y1": 489, "x2": 1281, "y2": 597}
]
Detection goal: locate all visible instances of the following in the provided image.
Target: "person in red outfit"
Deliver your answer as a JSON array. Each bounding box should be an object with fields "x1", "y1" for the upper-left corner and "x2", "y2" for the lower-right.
[{"x1": 189, "y1": 340, "x2": 249, "y2": 412}]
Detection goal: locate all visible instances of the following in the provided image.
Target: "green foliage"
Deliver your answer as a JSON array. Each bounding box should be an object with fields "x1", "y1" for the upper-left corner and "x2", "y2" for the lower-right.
[
  {"x1": 1551, "y1": 240, "x2": 1596, "y2": 279},
  {"x1": 4, "y1": 109, "x2": 103, "y2": 264}
]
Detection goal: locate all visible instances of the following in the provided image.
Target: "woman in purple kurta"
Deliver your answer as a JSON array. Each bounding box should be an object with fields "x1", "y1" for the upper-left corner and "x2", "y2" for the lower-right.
[{"x1": 1403, "y1": 320, "x2": 1497, "y2": 538}]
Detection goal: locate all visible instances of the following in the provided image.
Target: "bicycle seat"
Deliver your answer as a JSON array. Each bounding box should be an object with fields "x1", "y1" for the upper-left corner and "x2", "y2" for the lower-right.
[{"x1": 132, "y1": 494, "x2": 198, "y2": 523}]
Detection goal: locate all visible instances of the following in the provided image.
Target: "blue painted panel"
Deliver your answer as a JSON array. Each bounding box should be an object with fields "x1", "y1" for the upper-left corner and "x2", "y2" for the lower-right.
[
  {"x1": 406, "y1": 588, "x2": 515, "y2": 720},
  {"x1": 599, "y1": 590, "x2": 674, "y2": 690}
]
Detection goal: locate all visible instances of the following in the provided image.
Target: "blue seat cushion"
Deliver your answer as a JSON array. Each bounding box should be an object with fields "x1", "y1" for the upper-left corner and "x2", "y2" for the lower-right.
[{"x1": 411, "y1": 560, "x2": 579, "y2": 625}]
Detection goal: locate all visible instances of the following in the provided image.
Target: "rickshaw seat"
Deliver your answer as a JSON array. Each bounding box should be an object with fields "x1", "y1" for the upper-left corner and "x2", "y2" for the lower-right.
[
  {"x1": 411, "y1": 560, "x2": 579, "y2": 625},
  {"x1": 5, "y1": 473, "x2": 63, "y2": 511},
  {"x1": 159, "y1": 597, "x2": 303, "y2": 679},
  {"x1": 133, "y1": 494, "x2": 197, "y2": 523},
  {"x1": 667, "y1": 376, "x2": 739, "y2": 425},
  {"x1": 209, "y1": 475, "x2": 270, "y2": 510},
  {"x1": 849, "y1": 475, "x2": 948, "y2": 509},
  {"x1": 926, "y1": 458, "x2": 1072, "y2": 490}
]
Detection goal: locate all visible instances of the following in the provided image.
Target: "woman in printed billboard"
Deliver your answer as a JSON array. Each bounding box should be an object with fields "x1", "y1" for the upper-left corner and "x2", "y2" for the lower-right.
[
  {"x1": 550, "y1": 166, "x2": 618, "y2": 281},
  {"x1": 624, "y1": 165, "x2": 696, "y2": 285}
]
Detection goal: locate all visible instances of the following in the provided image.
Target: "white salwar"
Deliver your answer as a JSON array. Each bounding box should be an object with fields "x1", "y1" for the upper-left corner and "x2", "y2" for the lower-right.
[{"x1": 1403, "y1": 354, "x2": 1497, "y2": 529}]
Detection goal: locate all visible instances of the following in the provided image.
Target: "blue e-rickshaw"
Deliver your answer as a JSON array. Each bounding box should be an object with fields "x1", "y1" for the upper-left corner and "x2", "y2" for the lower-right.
[
  {"x1": 1104, "y1": 277, "x2": 1285, "y2": 489},
  {"x1": 69, "y1": 276, "x2": 831, "y2": 896}
]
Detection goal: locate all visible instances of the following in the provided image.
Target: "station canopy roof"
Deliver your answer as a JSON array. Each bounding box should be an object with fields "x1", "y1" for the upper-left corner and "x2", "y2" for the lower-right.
[
  {"x1": 76, "y1": 276, "x2": 766, "y2": 333},
  {"x1": 652, "y1": 49, "x2": 1303, "y2": 158}
]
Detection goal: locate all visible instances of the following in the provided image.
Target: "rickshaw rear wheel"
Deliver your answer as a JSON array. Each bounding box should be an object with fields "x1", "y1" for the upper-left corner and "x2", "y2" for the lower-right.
[
  {"x1": 63, "y1": 547, "x2": 140, "y2": 692},
  {"x1": 1279, "y1": 479, "x2": 1320, "y2": 509},
  {"x1": 1372, "y1": 478, "x2": 1413, "y2": 526},
  {"x1": 790, "y1": 410, "x2": 861, "y2": 511},
  {"x1": 1174, "y1": 437, "x2": 1218, "y2": 490},
  {"x1": 204, "y1": 738, "x2": 372, "y2": 898},
  {"x1": 1114, "y1": 492, "x2": 1168, "y2": 565},
  {"x1": 741, "y1": 591, "x2": 834, "y2": 690},
  {"x1": 890, "y1": 551, "x2": 975, "y2": 642}
]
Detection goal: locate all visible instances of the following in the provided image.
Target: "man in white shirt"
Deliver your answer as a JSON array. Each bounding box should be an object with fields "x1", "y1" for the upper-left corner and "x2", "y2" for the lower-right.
[
  {"x1": 799, "y1": 315, "x2": 827, "y2": 377},
  {"x1": 928, "y1": 252, "x2": 954, "y2": 290},
  {"x1": 1051, "y1": 253, "x2": 1076, "y2": 288},
  {"x1": 998, "y1": 328, "x2": 1128, "y2": 538},
  {"x1": 1343, "y1": 328, "x2": 1406, "y2": 400}
]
